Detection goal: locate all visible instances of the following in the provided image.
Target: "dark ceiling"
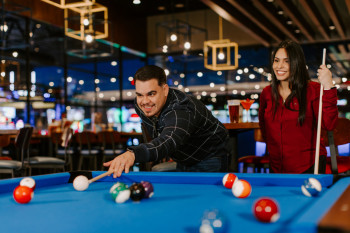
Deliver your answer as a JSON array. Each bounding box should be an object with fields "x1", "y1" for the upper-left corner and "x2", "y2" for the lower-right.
[
  {"x1": 99, "y1": 0, "x2": 208, "y2": 17},
  {"x1": 200, "y1": 0, "x2": 350, "y2": 76}
]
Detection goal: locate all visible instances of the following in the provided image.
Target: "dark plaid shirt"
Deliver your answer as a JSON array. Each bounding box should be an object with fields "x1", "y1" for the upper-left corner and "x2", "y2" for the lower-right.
[{"x1": 130, "y1": 88, "x2": 229, "y2": 166}]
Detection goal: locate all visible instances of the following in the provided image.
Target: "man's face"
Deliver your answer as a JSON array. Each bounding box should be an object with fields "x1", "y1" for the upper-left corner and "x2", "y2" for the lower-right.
[{"x1": 135, "y1": 79, "x2": 169, "y2": 117}]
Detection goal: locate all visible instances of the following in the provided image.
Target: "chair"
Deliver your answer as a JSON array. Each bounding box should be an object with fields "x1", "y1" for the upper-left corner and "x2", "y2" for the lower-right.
[
  {"x1": 51, "y1": 128, "x2": 74, "y2": 171},
  {"x1": 324, "y1": 118, "x2": 350, "y2": 175},
  {"x1": 25, "y1": 127, "x2": 69, "y2": 176},
  {"x1": 98, "y1": 130, "x2": 125, "y2": 169},
  {"x1": 237, "y1": 129, "x2": 269, "y2": 173},
  {"x1": 0, "y1": 134, "x2": 12, "y2": 159},
  {"x1": 76, "y1": 131, "x2": 100, "y2": 170},
  {"x1": 0, "y1": 128, "x2": 31, "y2": 177}
]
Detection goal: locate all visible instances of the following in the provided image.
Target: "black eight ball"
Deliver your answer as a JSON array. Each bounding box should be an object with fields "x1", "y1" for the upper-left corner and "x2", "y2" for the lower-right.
[{"x1": 129, "y1": 183, "x2": 145, "y2": 201}]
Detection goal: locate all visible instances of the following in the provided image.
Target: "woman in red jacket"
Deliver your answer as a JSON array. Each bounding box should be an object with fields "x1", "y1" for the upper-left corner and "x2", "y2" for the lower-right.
[{"x1": 259, "y1": 40, "x2": 338, "y2": 174}]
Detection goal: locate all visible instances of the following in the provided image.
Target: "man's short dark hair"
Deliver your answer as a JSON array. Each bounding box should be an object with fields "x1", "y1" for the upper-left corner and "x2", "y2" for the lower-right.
[{"x1": 134, "y1": 65, "x2": 167, "y2": 86}]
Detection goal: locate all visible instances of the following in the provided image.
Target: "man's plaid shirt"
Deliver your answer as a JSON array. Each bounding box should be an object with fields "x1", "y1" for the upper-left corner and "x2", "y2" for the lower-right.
[{"x1": 130, "y1": 88, "x2": 229, "y2": 166}]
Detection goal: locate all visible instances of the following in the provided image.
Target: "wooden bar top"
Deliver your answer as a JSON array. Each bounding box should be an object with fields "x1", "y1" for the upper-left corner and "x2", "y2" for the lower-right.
[
  {"x1": 0, "y1": 129, "x2": 18, "y2": 135},
  {"x1": 223, "y1": 122, "x2": 260, "y2": 130},
  {"x1": 319, "y1": 185, "x2": 350, "y2": 232},
  {"x1": 120, "y1": 132, "x2": 143, "y2": 136}
]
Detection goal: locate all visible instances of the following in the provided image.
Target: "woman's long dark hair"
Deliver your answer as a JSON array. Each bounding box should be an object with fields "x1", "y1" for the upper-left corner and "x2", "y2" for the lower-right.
[{"x1": 271, "y1": 40, "x2": 310, "y2": 125}]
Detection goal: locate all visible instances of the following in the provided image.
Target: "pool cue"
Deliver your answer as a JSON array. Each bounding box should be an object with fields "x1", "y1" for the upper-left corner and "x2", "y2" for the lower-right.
[
  {"x1": 314, "y1": 48, "x2": 326, "y2": 174},
  {"x1": 89, "y1": 170, "x2": 114, "y2": 184}
]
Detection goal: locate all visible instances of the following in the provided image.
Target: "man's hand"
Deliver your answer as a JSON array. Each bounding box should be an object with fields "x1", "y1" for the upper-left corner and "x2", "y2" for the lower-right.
[{"x1": 103, "y1": 151, "x2": 135, "y2": 178}]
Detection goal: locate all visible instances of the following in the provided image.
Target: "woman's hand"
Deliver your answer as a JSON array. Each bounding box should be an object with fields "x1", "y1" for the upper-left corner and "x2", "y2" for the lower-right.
[{"x1": 317, "y1": 65, "x2": 334, "y2": 90}]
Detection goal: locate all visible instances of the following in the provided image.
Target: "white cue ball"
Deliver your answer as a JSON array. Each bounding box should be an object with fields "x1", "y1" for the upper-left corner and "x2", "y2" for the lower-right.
[
  {"x1": 73, "y1": 175, "x2": 89, "y2": 191},
  {"x1": 20, "y1": 177, "x2": 36, "y2": 190}
]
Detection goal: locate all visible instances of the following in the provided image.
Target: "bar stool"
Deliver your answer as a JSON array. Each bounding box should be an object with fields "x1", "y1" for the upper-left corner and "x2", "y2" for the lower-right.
[
  {"x1": 52, "y1": 128, "x2": 74, "y2": 171},
  {"x1": 0, "y1": 134, "x2": 12, "y2": 160},
  {"x1": 98, "y1": 130, "x2": 124, "y2": 170},
  {"x1": 324, "y1": 118, "x2": 350, "y2": 174},
  {"x1": 25, "y1": 127, "x2": 68, "y2": 175},
  {"x1": 0, "y1": 128, "x2": 30, "y2": 177},
  {"x1": 238, "y1": 129, "x2": 269, "y2": 173},
  {"x1": 76, "y1": 131, "x2": 100, "y2": 170}
]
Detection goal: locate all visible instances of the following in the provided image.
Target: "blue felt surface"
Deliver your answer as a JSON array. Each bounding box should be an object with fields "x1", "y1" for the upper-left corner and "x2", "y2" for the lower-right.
[{"x1": 0, "y1": 172, "x2": 341, "y2": 233}]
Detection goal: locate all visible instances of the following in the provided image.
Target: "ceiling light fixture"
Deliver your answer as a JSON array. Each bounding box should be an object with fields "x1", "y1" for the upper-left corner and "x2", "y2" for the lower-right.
[
  {"x1": 204, "y1": 16, "x2": 238, "y2": 71},
  {"x1": 184, "y1": 41, "x2": 191, "y2": 50},
  {"x1": 170, "y1": 33, "x2": 178, "y2": 42},
  {"x1": 41, "y1": 0, "x2": 95, "y2": 9},
  {"x1": 64, "y1": 3, "x2": 108, "y2": 41},
  {"x1": 329, "y1": 25, "x2": 335, "y2": 30}
]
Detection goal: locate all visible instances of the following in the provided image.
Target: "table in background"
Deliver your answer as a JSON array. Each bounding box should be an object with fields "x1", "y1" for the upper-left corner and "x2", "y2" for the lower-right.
[
  {"x1": 0, "y1": 172, "x2": 349, "y2": 233},
  {"x1": 0, "y1": 129, "x2": 18, "y2": 135},
  {"x1": 224, "y1": 122, "x2": 260, "y2": 172}
]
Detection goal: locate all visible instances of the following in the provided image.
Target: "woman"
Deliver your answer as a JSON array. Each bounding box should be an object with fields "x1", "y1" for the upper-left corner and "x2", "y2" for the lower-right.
[{"x1": 259, "y1": 40, "x2": 338, "y2": 174}]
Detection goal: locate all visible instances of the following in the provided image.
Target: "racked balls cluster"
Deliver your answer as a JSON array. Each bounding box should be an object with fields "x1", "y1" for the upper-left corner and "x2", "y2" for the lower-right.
[{"x1": 109, "y1": 181, "x2": 154, "y2": 203}]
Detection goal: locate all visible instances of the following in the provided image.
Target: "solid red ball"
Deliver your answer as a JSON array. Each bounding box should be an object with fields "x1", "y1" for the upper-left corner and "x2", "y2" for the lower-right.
[
  {"x1": 13, "y1": 186, "x2": 34, "y2": 204},
  {"x1": 253, "y1": 198, "x2": 280, "y2": 223}
]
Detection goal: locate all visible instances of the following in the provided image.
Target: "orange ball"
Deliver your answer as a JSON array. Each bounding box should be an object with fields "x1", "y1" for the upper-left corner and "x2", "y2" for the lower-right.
[
  {"x1": 232, "y1": 179, "x2": 251, "y2": 198},
  {"x1": 13, "y1": 185, "x2": 34, "y2": 204}
]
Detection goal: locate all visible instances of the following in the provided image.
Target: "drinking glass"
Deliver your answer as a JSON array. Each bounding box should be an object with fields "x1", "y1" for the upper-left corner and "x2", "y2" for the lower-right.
[
  {"x1": 227, "y1": 100, "x2": 240, "y2": 123},
  {"x1": 240, "y1": 99, "x2": 255, "y2": 122}
]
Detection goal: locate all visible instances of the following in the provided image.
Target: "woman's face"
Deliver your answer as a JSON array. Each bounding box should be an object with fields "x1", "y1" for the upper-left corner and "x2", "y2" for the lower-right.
[{"x1": 273, "y1": 48, "x2": 290, "y2": 82}]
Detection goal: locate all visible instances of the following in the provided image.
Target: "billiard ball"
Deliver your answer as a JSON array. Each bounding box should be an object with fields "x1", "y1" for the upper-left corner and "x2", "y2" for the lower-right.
[
  {"x1": 20, "y1": 177, "x2": 36, "y2": 190},
  {"x1": 73, "y1": 175, "x2": 89, "y2": 191},
  {"x1": 140, "y1": 181, "x2": 154, "y2": 198},
  {"x1": 129, "y1": 183, "x2": 145, "y2": 201},
  {"x1": 109, "y1": 182, "x2": 129, "y2": 193},
  {"x1": 199, "y1": 209, "x2": 228, "y2": 233},
  {"x1": 109, "y1": 182, "x2": 130, "y2": 203},
  {"x1": 222, "y1": 173, "x2": 238, "y2": 189},
  {"x1": 231, "y1": 179, "x2": 251, "y2": 198},
  {"x1": 13, "y1": 185, "x2": 34, "y2": 204},
  {"x1": 301, "y1": 178, "x2": 322, "y2": 197},
  {"x1": 253, "y1": 197, "x2": 280, "y2": 223}
]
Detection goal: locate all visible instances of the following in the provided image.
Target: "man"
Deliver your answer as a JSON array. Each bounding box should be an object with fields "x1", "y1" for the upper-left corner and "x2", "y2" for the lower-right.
[{"x1": 104, "y1": 65, "x2": 229, "y2": 178}]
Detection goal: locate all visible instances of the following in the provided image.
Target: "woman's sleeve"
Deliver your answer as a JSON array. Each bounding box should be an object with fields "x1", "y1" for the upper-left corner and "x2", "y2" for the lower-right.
[{"x1": 259, "y1": 88, "x2": 268, "y2": 141}]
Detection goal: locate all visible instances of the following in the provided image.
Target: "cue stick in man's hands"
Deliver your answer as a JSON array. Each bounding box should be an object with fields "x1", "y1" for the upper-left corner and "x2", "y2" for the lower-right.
[
  {"x1": 314, "y1": 48, "x2": 326, "y2": 175},
  {"x1": 89, "y1": 170, "x2": 114, "y2": 183}
]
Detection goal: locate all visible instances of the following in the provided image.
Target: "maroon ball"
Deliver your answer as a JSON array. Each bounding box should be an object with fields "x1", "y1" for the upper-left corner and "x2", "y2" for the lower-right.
[{"x1": 140, "y1": 181, "x2": 154, "y2": 198}]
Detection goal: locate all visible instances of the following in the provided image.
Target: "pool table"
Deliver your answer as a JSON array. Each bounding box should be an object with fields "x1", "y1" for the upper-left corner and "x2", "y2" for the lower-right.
[{"x1": 0, "y1": 172, "x2": 349, "y2": 233}]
